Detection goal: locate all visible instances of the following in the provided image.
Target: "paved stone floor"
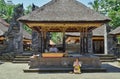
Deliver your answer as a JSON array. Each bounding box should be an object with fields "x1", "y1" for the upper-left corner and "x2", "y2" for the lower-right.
[{"x1": 0, "y1": 62, "x2": 120, "y2": 79}]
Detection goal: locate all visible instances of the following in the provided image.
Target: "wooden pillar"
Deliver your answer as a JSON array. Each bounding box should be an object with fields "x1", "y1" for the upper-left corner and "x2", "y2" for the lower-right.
[
  {"x1": 46, "y1": 32, "x2": 50, "y2": 50},
  {"x1": 79, "y1": 31, "x2": 81, "y2": 54},
  {"x1": 87, "y1": 30, "x2": 93, "y2": 54},
  {"x1": 63, "y1": 31, "x2": 66, "y2": 52},
  {"x1": 42, "y1": 31, "x2": 47, "y2": 53},
  {"x1": 41, "y1": 32, "x2": 44, "y2": 53},
  {"x1": 84, "y1": 28, "x2": 88, "y2": 53},
  {"x1": 80, "y1": 27, "x2": 89, "y2": 54},
  {"x1": 80, "y1": 28, "x2": 84, "y2": 54}
]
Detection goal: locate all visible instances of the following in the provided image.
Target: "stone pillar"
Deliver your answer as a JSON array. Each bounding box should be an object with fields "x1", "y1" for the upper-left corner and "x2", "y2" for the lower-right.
[
  {"x1": 107, "y1": 35, "x2": 115, "y2": 54},
  {"x1": 17, "y1": 22, "x2": 23, "y2": 53},
  {"x1": 104, "y1": 24, "x2": 108, "y2": 54},
  {"x1": 32, "y1": 30, "x2": 41, "y2": 55},
  {"x1": 87, "y1": 31, "x2": 93, "y2": 54},
  {"x1": 7, "y1": 37, "x2": 14, "y2": 52}
]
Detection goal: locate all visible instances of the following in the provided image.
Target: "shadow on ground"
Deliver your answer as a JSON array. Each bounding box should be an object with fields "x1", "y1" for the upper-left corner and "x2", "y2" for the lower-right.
[
  {"x1": 0, "y1": 61, "x2": 4, "y2": 65},
  {"x1": 102, "y1": 63, "x2": 120, "y2": 72}
]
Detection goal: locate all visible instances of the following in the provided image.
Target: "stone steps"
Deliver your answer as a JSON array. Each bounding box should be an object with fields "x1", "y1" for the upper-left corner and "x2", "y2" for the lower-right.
[
  {"x1": 15, "y1": 56, "x2": 30, "y2": 58},
  {"x1": 12, "y1": 53, "x2": 31, "y2": 63},
  {"x1": 95, "y1": 54, "x2": 117, "y2": 62},
  {"x1": 100, "y1": 59, "x2": 116, "y2": 62},
  {"x1": 12, "y1": 61, "x2": 29, "y2": 63},
  {"x1": 23, "y1": 68, "x2": 106, "y2": 73},
  {"x1": 14, "y1": 58, "x2": 30, "y2": 61}
]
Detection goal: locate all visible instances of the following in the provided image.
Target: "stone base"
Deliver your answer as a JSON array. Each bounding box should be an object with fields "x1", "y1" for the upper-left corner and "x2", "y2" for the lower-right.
[
  {"x1": 29, "y1": 55, "x2": 101, "y2": 69},
  {"x1": 23, "y1": 67, "x2": 106, "y2": 73}
]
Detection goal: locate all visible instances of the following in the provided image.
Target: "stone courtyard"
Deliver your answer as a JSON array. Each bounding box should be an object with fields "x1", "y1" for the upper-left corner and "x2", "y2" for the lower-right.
[{"x1": 0, "y1": 62, "x2": 120, "y2": 79}]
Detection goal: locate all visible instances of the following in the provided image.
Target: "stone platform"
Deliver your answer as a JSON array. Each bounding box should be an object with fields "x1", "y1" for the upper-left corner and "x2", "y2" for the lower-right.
[
  {"x1": 24, "y1": 67, "x2": 106, "y2": 73},
  {"x1": 29, "y1": 55, "x2": 101, "y2": 69}
]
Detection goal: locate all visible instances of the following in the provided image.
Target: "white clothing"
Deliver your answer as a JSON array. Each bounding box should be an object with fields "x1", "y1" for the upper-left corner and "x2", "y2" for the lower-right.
[{"x1": 49, "y1": 47, "x2": 58, "y2": 52}]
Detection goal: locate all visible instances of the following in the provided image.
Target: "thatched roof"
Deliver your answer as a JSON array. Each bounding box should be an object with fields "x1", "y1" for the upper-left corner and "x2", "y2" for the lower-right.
[
  {"x1": 66, "y1": 32, "x2": 80, "y2": 37},
  {"x1": 19, "y1": 0, "x2": 110, "y2": 22},
  {"x1": 66, "y1": 25, "x2": 105, "y2": 37},
  {"x1": 92, "y1": 25, "x2": 105, "y2": 36},
  {"x1": 109, "y1": 26, "x2": 120, "y2": 35},
  {"x1": 22, "y1": 29, "x2": 31, "y2": 39},
  {"x1": 0, "y1": 17, "x2": 9, "y2": 36}
]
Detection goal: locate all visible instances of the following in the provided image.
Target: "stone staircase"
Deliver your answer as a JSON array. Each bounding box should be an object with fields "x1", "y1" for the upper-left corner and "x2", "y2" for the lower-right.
[
  {"x1": 12, "y1": 52, "x2": 32, "y2": 63},
  {"x1": 95, "y1": 54, "x2": 117, "y2": 62}
]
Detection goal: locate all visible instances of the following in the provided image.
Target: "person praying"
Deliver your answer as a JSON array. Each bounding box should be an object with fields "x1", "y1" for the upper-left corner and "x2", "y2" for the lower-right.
[{"x1": 73, "y1": 58, "x2": 82, "y2": 74}]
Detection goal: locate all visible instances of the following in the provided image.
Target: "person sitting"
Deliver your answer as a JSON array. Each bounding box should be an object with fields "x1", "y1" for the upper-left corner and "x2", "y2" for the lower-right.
[
  {"x1": 49, "y1": 45, "x2": 58, "y2": 53},
  {"x1": 73, "y1": 58, "x2": 82, "y2": 74}
]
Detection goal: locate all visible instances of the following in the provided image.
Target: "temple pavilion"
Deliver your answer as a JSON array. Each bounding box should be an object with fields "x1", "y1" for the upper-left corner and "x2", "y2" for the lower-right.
[
  {"x1": 18, "y1": 0, "x2": 111, "y2": 70},
  {"x1": 19, "y1": 0, "x2": 110, "y2": 53},
  {"x1": 109, "y1": 26, "x2": 120, "y2": 36},
  {"x1": 109, "y1": 26, "x2": 120, "y2": 55}
]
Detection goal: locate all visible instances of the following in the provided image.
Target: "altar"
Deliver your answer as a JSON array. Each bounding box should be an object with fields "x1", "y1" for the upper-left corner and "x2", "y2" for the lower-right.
[{"x1": 29, "y1": 55, "x2": 101, "y2": 69}]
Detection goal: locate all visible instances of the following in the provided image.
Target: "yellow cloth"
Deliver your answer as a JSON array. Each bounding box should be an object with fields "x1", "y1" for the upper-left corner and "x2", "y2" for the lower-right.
[{"x1": 74, "y1": 66, "x2": 81, "y2": 74}]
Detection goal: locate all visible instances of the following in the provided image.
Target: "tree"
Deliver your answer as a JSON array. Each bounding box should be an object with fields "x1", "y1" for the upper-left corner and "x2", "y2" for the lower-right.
[
  {"x1": 0, "y1": 0, "x2": 6, "y2": 16},
  {"x1": 24, "y1": 5, "x2": 32, "y2": 15},
  {"x1": 0, "y1": 0, "x2": 15, "y2": 23},
  {"x1": 89, "y1": 0, "x2": 120, "y2": 28},
  {"x1": 23, "y1": 5, "x2": 33, "y2": 34},
  {"x1": 51, "y1": 32, "x2": 63, "y2": 44},
  {"x1": 2, "y1": 4, "x2": 15, "y2": 22},
  {"x1": 88, "y1": 0, "x2": 101, "y2": 12}
]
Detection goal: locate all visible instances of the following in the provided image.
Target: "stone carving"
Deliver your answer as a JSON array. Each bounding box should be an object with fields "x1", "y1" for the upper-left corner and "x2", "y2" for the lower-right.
[
  {"x1": 31, "y1": 4, "x2": 41, "y2": 55},
  {"x1": 32, "y1": 30, "x2": 42, "y2": 54},
  {"x1": 5, "y1": 4, "x2": 24, "y2": 53}
]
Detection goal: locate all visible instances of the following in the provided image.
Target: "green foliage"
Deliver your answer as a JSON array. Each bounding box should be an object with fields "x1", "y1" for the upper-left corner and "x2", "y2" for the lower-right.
[
  {"x1": 24, "y1": 5, "x2": 32, "y2": 15},
  {"x1": 88, "y1": 0, "x2": 101, "y2": 12},
  {"x1": 3, "y1": 4, "x2": 15, "y2": 22},
  {"x1": 0, "y1": 0, "x2": 6, "y2": 16},
  {"x1": 51, "y1": 32, "x2": 63, "y2": 44},
  {"x1": 23, "y1": 25, "x2": 32, "y2": 34},
  {"x1": 89, "y1": 0, "x2": 120, "y2": 29},
  {"x1": 108, "y1": 10, "x2": 120, "y2": 29},
  {"x1": 0, "y1": 0, "x2": 16, "y2": 23},
  {"x1": 23, "y1": 4, "x2": 33, "y2": 33}
]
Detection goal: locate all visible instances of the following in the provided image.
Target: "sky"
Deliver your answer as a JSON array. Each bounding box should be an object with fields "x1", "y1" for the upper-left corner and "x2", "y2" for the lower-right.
[{"x1": 5, "y1": 0, "x2": 94, "y2": 8}]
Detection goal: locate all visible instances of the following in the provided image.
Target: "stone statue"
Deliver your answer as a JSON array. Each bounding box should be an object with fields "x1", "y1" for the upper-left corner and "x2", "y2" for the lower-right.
[
  {"x1": 31, "y1": 4, "x2": 41, "y2": 55},
  {"x1": 5, "y1": 4, "x2": 24, "y2": 53}
]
